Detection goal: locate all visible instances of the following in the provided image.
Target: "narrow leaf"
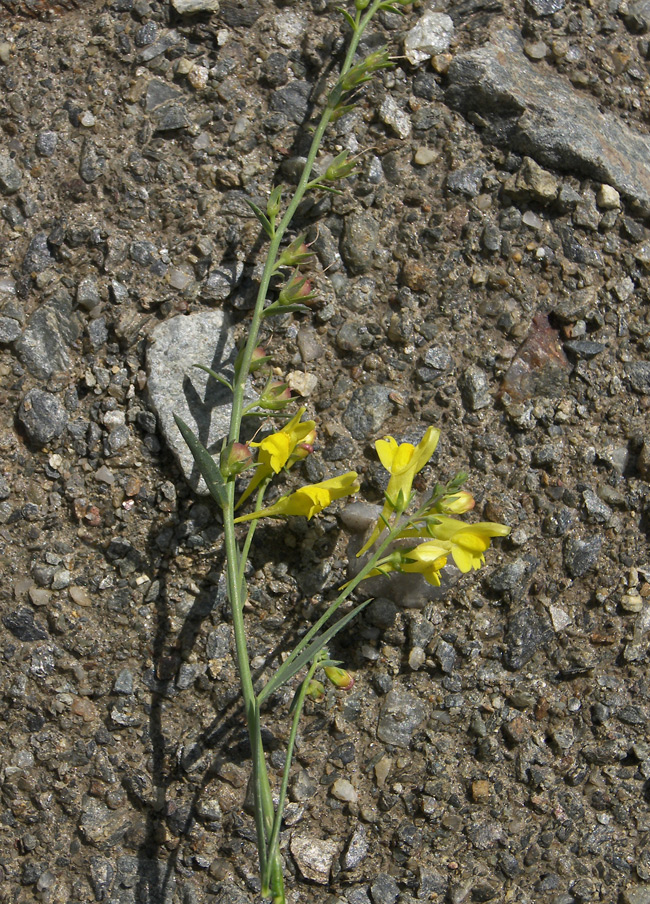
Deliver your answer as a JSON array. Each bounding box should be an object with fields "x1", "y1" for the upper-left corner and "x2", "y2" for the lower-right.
[
  {"x1": 174, "y1": 414, "x2": 227, "y2": 508},
  {"x1": 336, "y1": 6, "x2": 357, "y2": 29},
  {"x1": 193, "y1": 364, "x2": 233, "y2": 392},
  {"x1": 258, "y1": 599, "x2": 372, "y2": 704},
  {"x1": 245, "y1": 199, "x2": 274, "y2": 238}
]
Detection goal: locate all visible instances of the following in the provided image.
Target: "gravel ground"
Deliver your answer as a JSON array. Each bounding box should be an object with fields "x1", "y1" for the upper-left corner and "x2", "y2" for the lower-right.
[{"x1": 1, "y1": 1, "x2": 650, "y2": 903}]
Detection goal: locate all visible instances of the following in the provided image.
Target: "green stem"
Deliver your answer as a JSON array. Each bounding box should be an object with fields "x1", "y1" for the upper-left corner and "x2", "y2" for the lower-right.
[
  {"x1": 227, "y1": 0, "x2": 387, "y2": 450},
  {"x1": 262, "y1": 657, "x2": 322, "y2": 893}
]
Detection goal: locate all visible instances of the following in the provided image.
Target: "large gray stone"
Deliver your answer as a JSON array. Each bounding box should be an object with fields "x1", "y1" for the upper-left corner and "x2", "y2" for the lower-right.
[
  {"x1": 446, "y1": 29, "x2": 650, "y2": 212},
  {"x1": 147, "y1": 311, "x2": 252, "y2": 493}
]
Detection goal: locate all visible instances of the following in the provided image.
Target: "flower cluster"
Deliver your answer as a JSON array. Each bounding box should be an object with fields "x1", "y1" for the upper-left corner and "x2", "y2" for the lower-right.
[
  {"x1": 232, "y1": 413, "x2": 509, "y2": 590},
  {"x1": 358, "y1": 432, "x2": 510, "y2": 587},
  {"x1": 235, "y1": 409, "x2": 358, "y2": 518}
]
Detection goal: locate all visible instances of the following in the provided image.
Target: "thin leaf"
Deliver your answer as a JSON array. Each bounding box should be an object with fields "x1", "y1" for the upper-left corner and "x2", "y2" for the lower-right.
[
  {"x1": 193, "y1": 364, "x2": 233, "y2": 392},
  {"x1": 258, "y1": 599, "x2": 372, "y2": 704},
  {"x1": 315, "y1": 184, "x2": 344, "y2": 195},
  {"x1": 245, "y1": 199, "x2": 274, "y2": 238},
  {"x1": 263, "y1": 302, "x2": 311, "y2": 317},
  {"x1": 336, "y1": 6, "x2": 357, "y2": 30},
  {"x1": 174, "y1": 415, "x2": 227, "y2": 508}
]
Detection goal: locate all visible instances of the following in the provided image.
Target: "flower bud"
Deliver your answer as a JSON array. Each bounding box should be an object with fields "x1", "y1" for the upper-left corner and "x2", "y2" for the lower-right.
[
  {"x1": 220, "y1": 442, "x2": 253, "y2": 478},
  {"x1": 306, "y1": 679, "x2": 325, "y2": 701},
  {"x1": 435, "y1": 491, "x2": 475, "y2": 515},
  {"x1": 323, "y1": 666, "x2": 355, "y2": 690},
  {"x1": 267, "y1": 185, "x2": 283, "y2": 221},
  {"x1": 258, "y1": 380, "x2": 292, "y2": 411},
  {"x1": 250, "y1": 346, "x2": 271, "y2": 372},
  {"x1": 286, "y1": 427, "x2": 317, "y2": 468},
  {"x1": 277, "y1": 273, "x2": 317, "y2": 307},
  {"x1": 276, "y1": 234, "x2": 313, "y2": 269},
  {"x1": 323, "y1": 150, "x2": 357, "y2": 183}
]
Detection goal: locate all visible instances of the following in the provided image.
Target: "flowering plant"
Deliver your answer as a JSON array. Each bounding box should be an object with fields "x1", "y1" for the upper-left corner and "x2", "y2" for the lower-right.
[{"x1": 173, "y1": 2, "x2": 509, "y2": 900}]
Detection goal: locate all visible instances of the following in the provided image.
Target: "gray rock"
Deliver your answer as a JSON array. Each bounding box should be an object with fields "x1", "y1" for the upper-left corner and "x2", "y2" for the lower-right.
[
  {"x1": 435, "y1": 639, "x2": 456, "y2": 674},
  {"x1": 206, "y1": 624, "x2": 232, "y2": 660},
  {"x1": 22, "y1": 233, "x2": 54, "y2": 274},
  {"x1": 147, "y1": 311, "x2": 249, "y2": 492},
  {"x1": 581, "y1": 488, "x2": 612, "y2": 525},
  {"x1": 113, "y1": 669, "x2": 134, "y2": 695},
  {"x1": 79, "y1": 139, "x2": 106, "y2": 183},
  {"x1": 447, "y1": 29, "x2": 650, "y2": 212},
  {"x1": 18, "y1": 389, "x2": 68, "y2": 445},
  {"x1": 424, "y1": 346, "x2": 453, "y2": 371},
  {"x1": 340, "y1": 212, "x2": 379, "y2": 274},
  {"x1": 145, "y1": 78, "x2": 183, "y2": 111},
  {"x1": 104, "y1": 424, "x2": 131, "y2": 456},
  {"x1": 627, "y1": 362, "x2": 650, "y2": 394},
  {"x1": 460, "y1": 365, "x2": 491, "y2": 410},
  {"x1": 0, "y1": 316, "x2": 21, "y2": 343},
  {"x1": 35, "y1": 131, "x2": 58, "y2": 158},
  {"x1": 0, "y1": 473, "x2": 9, "y2": 500},
  {"x1": 563, "y1": 339, "x2": 606, "y2": 359},
  {"x1": 486, "y1": 556, "x2": 539, "y2": 603},
  {"x1": 341, "y1": 824, "x2": 369, "y2": 871},
  {"x1": 403, "y1": 12, "x2": 454, "y2": 66},
  {"x1": 447, "y1": 163, "x2": 485, "y2": 197},
  {"x1": 270, "y1": 80, "x2": 311, "y2": 124},
  {"x1": 379, "y1": 96, "x2": 412, "y2": 140},
  {"x1": 504, "y1": 606, "x2": 552, "y2": 670},
  {"x1": 87, "y1": 316, "x2": 108, "y2": 350},
  {"x1": 201, "y1": 262, "x2": 243, "y2": 302},
  {"x1": 377, "y1": 686, "x2": 427, "y2": 747},
  {"x1": 290, "y1": 834, "x2": 338, "y2": 884},
  {"x1": 0, "y1": 153, "x2": 22, "y2": 194},
  {"x1": 370, "y1": 874, "x2": 400, "y2": 904},
  {"x1": 15, "y1": 292, "x2": 81, "y2": 379},
  {"x1": 77, "y1": 278, "x2": 101, "y2": 311},
  {"x1": 152, "y1": 103, "x2": 190, "y2": 132},
  {"x1": 563, "y1": 535, "x2": 602, "y2": 577},
  {"x1": 343, "y1": 384, "x2": 392, "y2": 439}
]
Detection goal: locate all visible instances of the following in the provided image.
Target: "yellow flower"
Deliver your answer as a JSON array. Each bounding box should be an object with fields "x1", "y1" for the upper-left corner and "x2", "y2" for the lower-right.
[
  {"x1": 234, "y1": 472, "x2": 359, "y2": 522},
  {"x1": 362, "y1": 541, "x2": 449, "y2": 586},
  {"x1": 400, "y1": 541, "x2": 450, "y2": 585},
  {"x1": 237, "y1": 408, "x2": 316, "y2": 507},
  {"x1": 425, "y1": 515, "x2": 510, "y2": 573},
  {"x1": 358, "y1": 426, "x2": 440, "y2": 555}
]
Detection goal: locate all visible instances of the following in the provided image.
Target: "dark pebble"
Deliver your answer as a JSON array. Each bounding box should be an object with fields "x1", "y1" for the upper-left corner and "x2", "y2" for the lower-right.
[
  {"x1": 0, "y1": 316, "x2": 21, "y2": 344},
  {"x1": 563, "y1": 536, "x2": 602, "y2": 577},
  {"x1": 18, "y1": 389, "x2": 68, "y2": 445},
  {"x1": 3, "y1": 607, "x2": 48, "y2": 642},
  {"x1": 627, "y1": 361, "x2": 650, "y2": 394},
  {"x1": 504, "y1": 606, "x2": 552, "y2": 670},
  {"x1": 447, "y1": 163, "x2": 485, "y2": 197},
  {"x1": 342, "y1": 384, "x2": 392, "y2": 439},
  {"x1": 22, "y1": 233, "x2": 53, "y2": 274},
  {"x1": 370, "y1": 873, "x2": 400, "y2": 904},
  {"x1": 563, "y1": 340, "x2": 606, "y2": 359}
]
